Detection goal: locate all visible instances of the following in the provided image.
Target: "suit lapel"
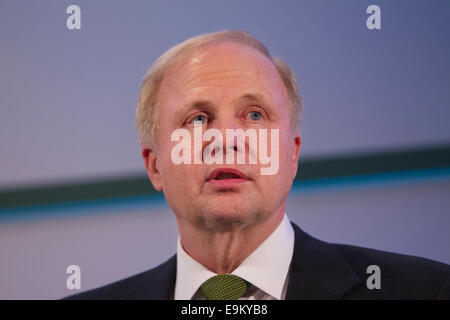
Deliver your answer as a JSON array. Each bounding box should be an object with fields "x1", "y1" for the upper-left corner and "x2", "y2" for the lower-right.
[{"x1": 286, "y1": 223, "x2": 361, "y2": 299}]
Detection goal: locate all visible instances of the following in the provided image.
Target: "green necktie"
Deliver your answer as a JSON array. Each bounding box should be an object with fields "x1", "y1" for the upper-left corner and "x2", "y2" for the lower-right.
[{"x1": 199, "y1": 274, "x2": 249, "y2": 300}]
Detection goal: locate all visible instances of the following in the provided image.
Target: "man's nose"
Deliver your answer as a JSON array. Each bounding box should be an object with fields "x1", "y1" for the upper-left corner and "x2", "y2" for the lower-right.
[{"x1": 211, "y1": 117, "x2": 242, "y2": 154}]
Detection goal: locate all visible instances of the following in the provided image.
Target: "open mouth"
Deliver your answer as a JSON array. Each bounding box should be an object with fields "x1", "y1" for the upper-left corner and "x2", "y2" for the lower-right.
[
  {"x1": 207, "y1": 168, "x2": 248, "y2": 181},
  {"x1": 206, "y1": 168, "x2": 249, "y2": 188},
  {"x1": 214, "y1": 172, "x2": 242, "y2": 180}
]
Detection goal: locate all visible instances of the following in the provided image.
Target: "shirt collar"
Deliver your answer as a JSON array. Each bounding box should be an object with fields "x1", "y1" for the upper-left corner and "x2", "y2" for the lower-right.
[{"x1": 174, "y1": 213, "x2": 295, "y2": 300}]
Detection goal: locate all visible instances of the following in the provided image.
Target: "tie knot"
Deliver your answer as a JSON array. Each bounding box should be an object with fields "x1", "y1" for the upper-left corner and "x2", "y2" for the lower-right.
[{"x1": 199, "y1": 274, "x2": 249, "y2": 300}]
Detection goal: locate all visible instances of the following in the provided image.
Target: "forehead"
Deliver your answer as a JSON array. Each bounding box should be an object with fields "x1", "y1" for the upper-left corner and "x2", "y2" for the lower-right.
[{"x1": 157, "y1": 42, "x2": 288, "y2": 108}]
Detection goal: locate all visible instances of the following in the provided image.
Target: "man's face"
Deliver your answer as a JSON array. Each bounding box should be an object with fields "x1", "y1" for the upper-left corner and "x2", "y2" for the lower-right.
[{"x1": 144, "y1": 42, "x2": 301, "y2": 231}]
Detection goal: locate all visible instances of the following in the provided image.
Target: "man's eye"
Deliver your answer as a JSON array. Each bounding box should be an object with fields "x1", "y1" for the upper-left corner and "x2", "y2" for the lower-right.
[
  {"x1": 248, "y1": 111, "x2": 262, "y2": 121},
  {"x1": 191, "y1": 114, "x2": 208, "y2": 124}
]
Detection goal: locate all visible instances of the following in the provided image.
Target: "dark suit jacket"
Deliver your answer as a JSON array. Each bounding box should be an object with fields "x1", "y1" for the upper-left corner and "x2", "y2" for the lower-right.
[{"x1": 65, "y1": 223, "x2": 450, "y2": 299}]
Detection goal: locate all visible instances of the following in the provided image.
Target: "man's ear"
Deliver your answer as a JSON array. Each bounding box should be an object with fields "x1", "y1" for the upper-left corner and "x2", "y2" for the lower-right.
[
  {"x1": 142, "y1": 148, "x2": 163, "y2": 192},
  {"x1": 291, "y1": 134, "x2": 302, "y2": 180}
]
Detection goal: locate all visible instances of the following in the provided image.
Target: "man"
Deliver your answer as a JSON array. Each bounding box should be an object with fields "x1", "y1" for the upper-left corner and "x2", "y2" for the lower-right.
[{"x1": 67, "y1": 30, "x2": 450, "y2": 300}]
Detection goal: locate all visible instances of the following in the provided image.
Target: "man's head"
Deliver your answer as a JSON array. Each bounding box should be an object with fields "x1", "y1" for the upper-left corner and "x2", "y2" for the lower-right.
[{"x1": 136, "y1": 30, "x2": 303, "y2": 232}]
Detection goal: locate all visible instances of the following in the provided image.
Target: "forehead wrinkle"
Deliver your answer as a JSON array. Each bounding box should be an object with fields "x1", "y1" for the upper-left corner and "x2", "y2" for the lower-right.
[
  {"x1": 170, "y1": 49, "x2": 271, "y2": 92},
  {"x1": 178, "y1": 68, "x2": 256, "y2": 96}
]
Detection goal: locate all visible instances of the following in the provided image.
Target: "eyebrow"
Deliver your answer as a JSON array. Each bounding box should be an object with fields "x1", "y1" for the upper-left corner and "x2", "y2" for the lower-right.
[
  {"x1": 237, "y1": 93, "x2": 269, "y2": 106},
  {"x1": 183, "y1": 99, "x2": 215, "y2": 112},
  {"x1": 179, "y1": 93, "x2": 269, "y2": 116},
  {"x1": 174, "y1": 100, "x2": 215, "y2": 123}
]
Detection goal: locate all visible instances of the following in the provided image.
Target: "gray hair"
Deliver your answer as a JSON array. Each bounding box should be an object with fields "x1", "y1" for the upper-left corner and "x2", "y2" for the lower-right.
[{"x1": 136, "y1": 30, "x2": 303, "y2": 149}]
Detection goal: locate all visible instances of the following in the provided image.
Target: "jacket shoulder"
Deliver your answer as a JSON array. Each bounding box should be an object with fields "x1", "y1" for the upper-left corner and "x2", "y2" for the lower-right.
[
  {"x1": 332, "y1": 242, "x2": 450, "y2": 298},
  {"x1": 63, "y1": 255, "x2": 176, "y2": 300}
]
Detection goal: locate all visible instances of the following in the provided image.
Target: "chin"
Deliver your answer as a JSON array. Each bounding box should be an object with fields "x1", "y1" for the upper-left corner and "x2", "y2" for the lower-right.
[{"x1": 200, "y1": 202, "x2": 262, "y2": 231}]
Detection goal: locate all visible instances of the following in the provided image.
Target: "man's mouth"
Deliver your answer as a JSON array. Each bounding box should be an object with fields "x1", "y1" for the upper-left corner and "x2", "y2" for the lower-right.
[{"x1": 206, "y1": 168, "x2": 249, "y2": 187}]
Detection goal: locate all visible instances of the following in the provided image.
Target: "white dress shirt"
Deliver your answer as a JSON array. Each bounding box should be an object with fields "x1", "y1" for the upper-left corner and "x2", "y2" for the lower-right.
[{"x1": 174, "y1": 213, "x2": 295, "y2": 300}]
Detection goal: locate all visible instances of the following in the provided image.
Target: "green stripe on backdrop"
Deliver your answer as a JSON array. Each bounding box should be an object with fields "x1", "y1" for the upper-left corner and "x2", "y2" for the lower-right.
[{"x1": 1, "y1": 144, "x2": 450, "y2": 210}]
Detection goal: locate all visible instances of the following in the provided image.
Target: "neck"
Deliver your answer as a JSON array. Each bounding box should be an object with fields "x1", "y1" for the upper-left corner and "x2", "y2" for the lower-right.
[{"x1": 177, "y1": 207, "x2": 286, "y2": 274}]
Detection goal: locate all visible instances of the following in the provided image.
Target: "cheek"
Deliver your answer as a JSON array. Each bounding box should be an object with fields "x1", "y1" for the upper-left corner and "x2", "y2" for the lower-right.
[
  {"x1": 160, "y1": 160, "x2": 202, "y2": 194},
  {"x1": 276, "y1": 129, "x2": 293, "y2": 157},
  {"x1": 276, "y1": 134, "x2": 296, "y2": 178}
]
